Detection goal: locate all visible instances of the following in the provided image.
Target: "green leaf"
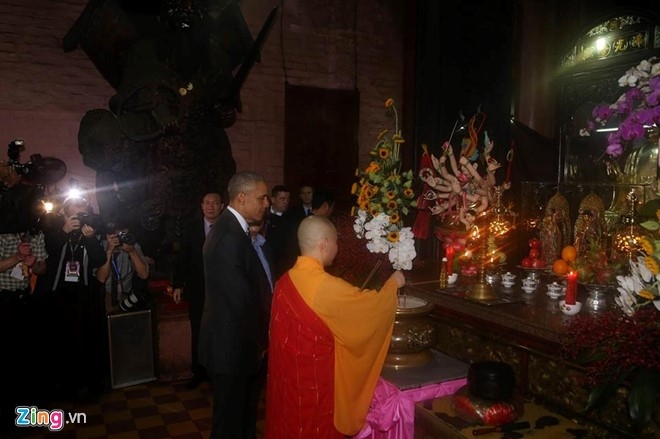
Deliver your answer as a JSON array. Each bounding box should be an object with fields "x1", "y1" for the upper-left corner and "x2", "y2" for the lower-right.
[
  {"x1": 640, "y1": 220, "x2": 660, "y2": 231},
  {"x1": 369, "y1": 173, "x2": 382, "y2": 183},
  {"x1": 402, "y1": 207, "x2": 409, "y2": 215},
  {"x1": 628, "y1": 369, "x2": 660, "y2": 431},
  {"x1": 585, "y1": 369, "x2": 632, "y2": 412}
]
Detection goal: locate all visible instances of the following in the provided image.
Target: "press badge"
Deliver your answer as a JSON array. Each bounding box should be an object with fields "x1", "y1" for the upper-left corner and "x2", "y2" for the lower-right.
[
  {"x1": 65, "y1": 260, "x2": 81, "y2": 282},
  {"x1": 10, "y1": 263, "x2": 25, "y2": 280}
]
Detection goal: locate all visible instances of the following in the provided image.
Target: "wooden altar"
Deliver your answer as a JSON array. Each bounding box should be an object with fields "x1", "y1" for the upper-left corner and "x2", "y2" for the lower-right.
[{"x1": 403, "y1": 268, "x2": 659, "y2": 439}]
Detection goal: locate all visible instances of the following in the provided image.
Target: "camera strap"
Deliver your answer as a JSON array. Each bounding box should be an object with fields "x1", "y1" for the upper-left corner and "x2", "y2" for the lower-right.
[{"x1": 110, "y1": 253, "x2": 124, "y2": 302}]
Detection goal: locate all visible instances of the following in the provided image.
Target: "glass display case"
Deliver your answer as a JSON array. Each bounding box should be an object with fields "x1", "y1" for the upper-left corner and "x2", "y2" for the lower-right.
[{"x1": 519, "y1": 181, "x2": 650, "y2": 238}]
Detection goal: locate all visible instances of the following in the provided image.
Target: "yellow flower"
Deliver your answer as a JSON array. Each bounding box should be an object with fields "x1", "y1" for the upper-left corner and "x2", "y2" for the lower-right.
[
  {"x1": 385, "y1": 190, "x2": 396, "y2": 200},
  {"x1": 377, "y1": 129, "x2": 389, "y2": 139},
  {"x1": 387, "y1": 200, "x2": 398, "y2": 210},
  {"x1": 643, "y1": 256, "x2": 660, "y2": 275},
  {"x1": 350, "y1": 183, "x2": 358, "y2": 195},
  {"x1": 370, "y1": 207, "x2": 381, "y2": 216},
  {"x1": 365, "y1": 162, "x2": 380, "y2": 173},
  {"x1": 392, "y1": 134, "x2": 405, "y2": 144},
  {"x1": 403, "y1": 188, "x2": 414, "y2": 198},
  {"x1": 372, "y1": 186, "x2": 379, "y2": 195},
  {"x1": 364, "y1": 187, "x2": 373, "y2": 198},
  {"x1": 390, "y1": 212, "x2": 400, "y2": 223},
  {"x1": 387, "y1": 231, "x2": 399, "y2": 242},
  {"x1": 638, "y1": 289, "x2": 656, "y2": 300},
  {"x1": 639, "y1": 236, "x2": 655, "y2": 255},
  {"x1": 378, "y1": 148, "x2": 389, "y2": 159},
  {"x1": 384, "y1": 98, "x2": 394, "y2": 108},
  {"x1": 350, "y1": 206, "x2": 356, "y2": 217}
]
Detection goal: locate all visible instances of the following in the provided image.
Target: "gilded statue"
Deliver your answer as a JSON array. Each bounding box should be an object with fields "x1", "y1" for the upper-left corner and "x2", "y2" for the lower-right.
[
  {"x1": 540, "y1": 192, "x2": 571, "y2": 262},
  {"x1": 573, "y1": 192, "x2": 606, "y2": 258}
]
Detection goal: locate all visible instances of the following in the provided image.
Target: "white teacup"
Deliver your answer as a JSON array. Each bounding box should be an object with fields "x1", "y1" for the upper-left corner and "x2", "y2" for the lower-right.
[
  {"x1": 501, "y1": 272, "x2": 516, "y2": 283},
  {"x1": 501, "y1": 280, "x2": 515, "y2": 288},
  {"x1": 546, "y1": 282, "x2": 563, "y2": 299},
  {"x1": 522, "y1": 277, "x2": 538, "y2": 290}
]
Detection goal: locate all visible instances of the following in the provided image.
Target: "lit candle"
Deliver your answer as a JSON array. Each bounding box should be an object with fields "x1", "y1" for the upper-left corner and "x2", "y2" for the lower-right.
[
  {"x1": 446, "y1": 246, "x2": 455, "y2": 275},
  {"x1": 566, "y1": 270, "x2": 578, "y2": 305}
]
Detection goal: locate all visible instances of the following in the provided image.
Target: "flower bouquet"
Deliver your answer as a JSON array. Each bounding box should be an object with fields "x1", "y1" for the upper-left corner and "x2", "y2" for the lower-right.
[
  {"x1": 351, "y1": 98, "x2": 417, "y2": 271},
  {"x1": 580, "y1": 57, "x2": 660, "y2": 158}
]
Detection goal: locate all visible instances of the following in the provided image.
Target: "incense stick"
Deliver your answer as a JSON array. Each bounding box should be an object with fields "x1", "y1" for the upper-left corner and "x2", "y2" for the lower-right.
[{"x1": 359, "y1": 260, "x2": 383, "y2": 291}]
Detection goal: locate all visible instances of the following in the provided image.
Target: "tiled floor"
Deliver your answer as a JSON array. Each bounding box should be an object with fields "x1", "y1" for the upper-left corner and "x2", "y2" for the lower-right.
[{"x1": 9, "y1": 380, "x2": 265, "y2": 439}]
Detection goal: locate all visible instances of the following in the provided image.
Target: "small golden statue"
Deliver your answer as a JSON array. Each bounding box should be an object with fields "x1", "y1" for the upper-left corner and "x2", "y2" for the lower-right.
[
  {"x1": 573, "y1": 192, "x2": 606, "y2": 257},
  {"x1": 540, "y1": 192, "x2": 571, "y2": 263}
]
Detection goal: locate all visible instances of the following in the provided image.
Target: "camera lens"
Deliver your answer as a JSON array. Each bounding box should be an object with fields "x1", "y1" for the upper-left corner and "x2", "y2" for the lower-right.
[{"x1": 119, "y1": 291, "x2": 143, "y2": 312}]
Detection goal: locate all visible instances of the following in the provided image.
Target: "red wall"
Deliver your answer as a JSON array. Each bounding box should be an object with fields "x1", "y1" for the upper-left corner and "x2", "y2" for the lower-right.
[{"x1": 0, "y1": 0, "x2": 404, "y2": 208}]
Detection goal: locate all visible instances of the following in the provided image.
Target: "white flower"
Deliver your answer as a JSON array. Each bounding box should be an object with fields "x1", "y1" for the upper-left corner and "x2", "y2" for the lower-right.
[{"x1": 353, "y1": 210, "x2": 416, "y2": 271}]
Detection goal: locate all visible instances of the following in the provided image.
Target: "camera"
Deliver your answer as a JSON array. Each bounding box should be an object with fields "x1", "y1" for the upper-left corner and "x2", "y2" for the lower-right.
[
  {"x1": 119, "y1": 289, "x2": 148, "y2": 312},
  {"x1": 117, "y1": 231, "x2": 137, "y2": 246},
  {"x1": 75, "y1": 212, "x2": 103, "y2": 230}
]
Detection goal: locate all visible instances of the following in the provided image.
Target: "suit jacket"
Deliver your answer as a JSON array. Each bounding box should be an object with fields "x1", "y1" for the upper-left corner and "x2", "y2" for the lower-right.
[
  {"x1": 199, "y1": 209, "x2": 273, "y2": 375},
  {"x1": 172, "y1": 217, "x2": 206, "y2": 303}
]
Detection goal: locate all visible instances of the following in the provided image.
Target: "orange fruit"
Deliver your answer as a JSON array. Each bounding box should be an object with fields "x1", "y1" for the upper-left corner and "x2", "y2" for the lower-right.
[
  {"x1": 561, "y1": 245, "x2": 577, "y2": 263},
  {"x1": 552, "y1": 259, "x2": 569, "y2": 276}
]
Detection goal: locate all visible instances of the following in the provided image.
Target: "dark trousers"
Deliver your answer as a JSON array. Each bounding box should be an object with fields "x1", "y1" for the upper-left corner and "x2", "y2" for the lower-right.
[
  {"x1": 188, "y1": 295, "x2": 205, "y2": 376},
  {"x1": 209, "y1": 358, "x2": 266, "y2": 439}
]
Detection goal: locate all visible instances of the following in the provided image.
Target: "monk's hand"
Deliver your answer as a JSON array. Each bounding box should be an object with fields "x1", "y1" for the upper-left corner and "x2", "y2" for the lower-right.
[{"x1": 390, "y1": 271, "x2": 405, "y2": 288}]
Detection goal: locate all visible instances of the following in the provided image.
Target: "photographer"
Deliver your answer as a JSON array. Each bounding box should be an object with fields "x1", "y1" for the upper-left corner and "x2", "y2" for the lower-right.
[
  {"x1": 37, "y1": 196, "x2": 108, "y2": 401},
  {"x1": 96, "y1": 221, "x2": 149, "y2": 313}
]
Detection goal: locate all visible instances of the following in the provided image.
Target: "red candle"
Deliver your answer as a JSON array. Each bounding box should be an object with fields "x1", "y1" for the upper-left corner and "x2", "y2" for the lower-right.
[
  {"x1": 446, "y1": 246, "x2": 455, "y2": 275},
  {"x1": 566, "y1": 270, "x2": 578, "y2": 305}
]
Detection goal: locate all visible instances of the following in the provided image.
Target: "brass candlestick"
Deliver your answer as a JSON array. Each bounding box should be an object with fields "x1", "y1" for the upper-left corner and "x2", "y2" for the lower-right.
[{"x1": 468, "y1": 215, "x2": 496, "y2": 301}]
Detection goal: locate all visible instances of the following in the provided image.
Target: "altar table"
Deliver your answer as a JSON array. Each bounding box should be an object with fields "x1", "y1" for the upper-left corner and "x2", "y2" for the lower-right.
[{"x1": 354, "y1": 351, "x2": 468, "y2": 439}]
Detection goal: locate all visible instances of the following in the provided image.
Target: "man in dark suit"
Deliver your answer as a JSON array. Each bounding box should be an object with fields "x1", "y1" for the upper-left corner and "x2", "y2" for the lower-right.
[
  {"x1": 274, "y1": 188, "x2": 335, "y2": 279},
  {"x1": 172, "y1": 191, "x2": 224, "y2": 388},
  {"x1": 200, "y1": 172, "x2": 272, "y2": 439}
]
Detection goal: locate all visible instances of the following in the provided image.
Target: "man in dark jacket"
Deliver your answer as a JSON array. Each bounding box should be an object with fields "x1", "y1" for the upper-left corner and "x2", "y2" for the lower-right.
[
  {"x1": 172, "y1": 191, "x2": 224, "y2": 388},
  {"x1": 200, "y1": 172, "x2": 272, "y2": 438},
  {"x1": 38, "y1": 196, "x2": 107, "y2": 400}
]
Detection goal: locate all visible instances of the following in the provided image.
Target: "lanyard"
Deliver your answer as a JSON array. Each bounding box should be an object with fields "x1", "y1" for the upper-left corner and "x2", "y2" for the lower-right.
[{"x1": 110, "y1": 253, "x2": 123, "y2": 281}]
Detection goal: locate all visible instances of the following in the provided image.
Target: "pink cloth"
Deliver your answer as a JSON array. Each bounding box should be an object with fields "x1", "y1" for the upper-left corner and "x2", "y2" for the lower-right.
[{"x1": 354, "y1": 377, "x2": 467, "y2": 439}]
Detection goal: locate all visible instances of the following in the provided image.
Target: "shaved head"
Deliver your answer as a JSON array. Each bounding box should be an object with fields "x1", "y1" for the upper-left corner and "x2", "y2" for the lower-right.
[{"x1": 297, "y1": 216, "x2": 338, "y2": 266}]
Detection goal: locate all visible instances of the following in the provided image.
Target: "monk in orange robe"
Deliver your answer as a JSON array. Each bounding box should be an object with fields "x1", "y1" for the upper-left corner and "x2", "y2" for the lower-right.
[{"x1": 265, "y1": 216, "x2": 405, "y2": 438}]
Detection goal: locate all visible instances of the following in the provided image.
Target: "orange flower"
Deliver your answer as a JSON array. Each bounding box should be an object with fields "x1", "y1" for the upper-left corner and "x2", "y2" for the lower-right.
[
  {"x1": 378, "y1": 148, "x2": 389, "y2": 159},
  {"x1": 390, "y1": 212, "x2": 400, "y2": 223},
  {"x1": 643, "y1": 256, "x2": 660, "y2": 275},
  {"x1": 403, "y1": 188, "x2": 414, "y2": 198},
  {"x1": 377, "y1": 129, "x2": 389, "y2": 139},
  {"x1": 385, "y1": 190, "x2": 396, "y2": 200},
  {"x1": 387, "y1": 200, "x2": 398, "y2": 210},
  {"x1": 350, "y1": 183, "x2": 358, "y2": 195},
  {"x1": 638, "y1": 289, "x2": 656, "y2": 300},
  {"x1": 385, "y1": 98, "x2": 394, "y2": 108}
]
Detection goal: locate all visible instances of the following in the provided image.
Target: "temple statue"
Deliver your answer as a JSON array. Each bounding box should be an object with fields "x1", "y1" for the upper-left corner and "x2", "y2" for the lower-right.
[
  {"x1": 539, "y1": 192, "x2": 571, "y2": 263},
  {"x1": 63, "y1": 0, "x2": 275, "y2": 269},
  {"x1": 573, "y1": 192, "x2": 606, "y2": 258}
]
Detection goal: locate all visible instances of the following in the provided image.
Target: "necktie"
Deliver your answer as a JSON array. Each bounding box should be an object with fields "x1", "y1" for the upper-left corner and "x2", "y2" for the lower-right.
[
  {"x1": 252, "y1": 235, "x2": 273, "y2": 291},
  {"x1": 206, "y1": 223, "x2": 212, "y2": 237}
]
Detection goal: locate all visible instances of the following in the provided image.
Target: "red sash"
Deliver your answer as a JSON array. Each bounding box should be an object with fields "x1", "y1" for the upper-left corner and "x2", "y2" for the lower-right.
[{"x1": 265, "y1": 273, "x2": 343, "y2": 439}]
